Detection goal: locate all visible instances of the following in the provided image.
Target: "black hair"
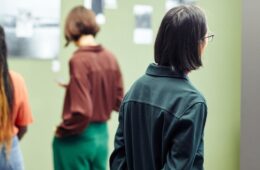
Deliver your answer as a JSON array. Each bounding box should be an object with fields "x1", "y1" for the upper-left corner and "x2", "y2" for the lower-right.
[
  {"x1": 154, "y1": 5, "x2": 207, "y2": 72},
  {"x1": 0, "y1": 25, "x2": 14, "y2": 112}
]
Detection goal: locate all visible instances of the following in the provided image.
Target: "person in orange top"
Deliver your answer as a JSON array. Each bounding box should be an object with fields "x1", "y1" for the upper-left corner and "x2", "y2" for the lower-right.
[{"x1": 0, "y1": 25, "x2": 33, "y2": 170}]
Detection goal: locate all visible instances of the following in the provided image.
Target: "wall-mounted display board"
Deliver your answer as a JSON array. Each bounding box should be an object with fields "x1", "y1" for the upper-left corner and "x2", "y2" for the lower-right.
[{"x1": 0, "y1": 0, "x2": 61, "y2": 59}]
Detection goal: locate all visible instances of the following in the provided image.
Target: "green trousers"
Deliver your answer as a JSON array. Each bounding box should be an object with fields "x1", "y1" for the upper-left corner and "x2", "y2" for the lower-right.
[{"x1": 53, "y1": 123, "x2": 108, "y2": 170}]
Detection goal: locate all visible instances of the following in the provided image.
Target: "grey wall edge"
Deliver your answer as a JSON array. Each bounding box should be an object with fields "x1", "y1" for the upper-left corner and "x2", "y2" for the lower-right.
[{"x1": 241, "y1": 0, "x2": 260, "y2": 169}]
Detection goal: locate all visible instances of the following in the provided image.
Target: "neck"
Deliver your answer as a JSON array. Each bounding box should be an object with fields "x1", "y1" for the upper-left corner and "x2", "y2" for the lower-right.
[{"x1": 75, "y1": 35, "x2": 98, "y2": 47}]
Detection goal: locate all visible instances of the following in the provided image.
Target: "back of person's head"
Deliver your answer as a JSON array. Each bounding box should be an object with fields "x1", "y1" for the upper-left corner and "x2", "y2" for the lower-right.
[
  {"x1": 64, "y1": 5, "x2": 100, "y2": 46},
  {"x1": 0, "y1": 26, "x2": 7, "y2": 67},
  {"x1": 0, "y1": 25, "x2": 14, "y2": 156},
  {"x1": 154, "y1": 5, "x2": 207, "y2": 73}
]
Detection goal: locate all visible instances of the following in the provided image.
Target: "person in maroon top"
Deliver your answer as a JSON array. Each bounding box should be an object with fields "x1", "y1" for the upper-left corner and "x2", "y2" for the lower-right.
[{"x1": 52, "y1": 6, "x2": 124, "y2": 170}]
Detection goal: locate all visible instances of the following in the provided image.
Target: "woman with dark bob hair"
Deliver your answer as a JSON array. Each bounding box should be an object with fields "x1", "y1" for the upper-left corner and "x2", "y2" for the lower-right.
[
  {"x1": 0, "y1": 25, "x2": 33, "y2": 170},
  {"x1": 52, "y1": 6, "x2": 124, "y2": 170},
  {"x1": 110, "y1": 5, "x2": 212, "y2": 170}
]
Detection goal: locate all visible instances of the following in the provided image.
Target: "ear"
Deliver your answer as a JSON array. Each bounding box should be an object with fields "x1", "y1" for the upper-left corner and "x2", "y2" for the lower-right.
[{"x1": 199, "y1": 40, "x2": 207, "y2": 56}]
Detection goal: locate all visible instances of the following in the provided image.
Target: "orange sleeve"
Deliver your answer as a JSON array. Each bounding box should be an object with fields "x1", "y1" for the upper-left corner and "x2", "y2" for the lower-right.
[{"x1": 14, "y1": 74, "x2": 33, "y2": 126}]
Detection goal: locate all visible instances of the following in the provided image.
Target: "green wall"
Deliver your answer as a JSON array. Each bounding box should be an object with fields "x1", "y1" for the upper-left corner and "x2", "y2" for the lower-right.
[
  {"x1": 198, "y1": 1, "x2": 241, "y2": 169},
  {"x1": 8, "y1": 0, "x2": 240, "y2": 170}
]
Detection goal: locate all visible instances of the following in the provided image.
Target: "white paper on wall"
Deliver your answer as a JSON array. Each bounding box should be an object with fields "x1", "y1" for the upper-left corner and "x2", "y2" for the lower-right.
[
  {"x1": 105, "y1": 0, "x2": 117, "y2": 9},
  {"x1": 134, "y1": 29, "x2": 153, "y2": 45},
  {"x1": 51, "y1": 59, "x2": 61, "y2": 72},
  {"x1": 84, "y1": 0, "x2": 92, "y2": 9},
  {"x1": 165, "y1": 0, "x2": 180, "y2": 11},
  {"x1": 165, "y1": 0, "x2": 198, "y2": 11},
  {"x1": 15, "y1": 9, "x2": 34, "y2": 37},
  {"x1": 133, "y1": 5, "x2": 153, "y2": 45}
]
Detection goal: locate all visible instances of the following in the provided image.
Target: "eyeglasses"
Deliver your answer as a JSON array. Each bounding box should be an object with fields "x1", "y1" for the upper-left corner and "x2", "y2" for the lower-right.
[{"x1": 204, "y1": 34, "x2": 215, "y2": 42}]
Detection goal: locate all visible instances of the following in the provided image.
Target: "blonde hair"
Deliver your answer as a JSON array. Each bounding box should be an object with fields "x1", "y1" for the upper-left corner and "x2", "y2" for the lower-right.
[{"x1": 0, "y1": 76, "x2": 13, "y2": 157}]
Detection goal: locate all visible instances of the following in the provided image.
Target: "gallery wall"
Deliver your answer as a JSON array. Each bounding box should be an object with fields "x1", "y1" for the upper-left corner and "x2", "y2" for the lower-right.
[{"x1": 7, "y1": 0, "x2": 240, "y2": 170}]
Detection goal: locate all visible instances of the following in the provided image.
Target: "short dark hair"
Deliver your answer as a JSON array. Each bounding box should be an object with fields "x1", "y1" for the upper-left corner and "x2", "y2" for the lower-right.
[
  {"x1": 154, "y1": 5, "x2": 207, "y2": 72},
  {"x1": 64, "y1": 6, "x2": 100, "y2": 46}
]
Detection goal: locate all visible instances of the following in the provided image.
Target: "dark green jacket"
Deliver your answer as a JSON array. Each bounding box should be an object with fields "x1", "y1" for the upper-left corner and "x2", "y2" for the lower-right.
[{"x1": 110, "y1": 64, "x2": 207, "y2": 170}]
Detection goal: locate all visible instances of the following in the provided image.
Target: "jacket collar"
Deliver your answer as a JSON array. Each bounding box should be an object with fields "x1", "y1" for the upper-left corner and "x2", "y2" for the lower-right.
[{"x1": 146, "y1": 63, "x2": 188, "y2": 80}]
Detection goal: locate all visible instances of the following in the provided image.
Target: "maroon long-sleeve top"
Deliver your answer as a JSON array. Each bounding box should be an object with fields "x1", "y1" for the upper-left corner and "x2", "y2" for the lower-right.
[{"x1": 56, "y1": 45, "x2": 124, "y2": 137}]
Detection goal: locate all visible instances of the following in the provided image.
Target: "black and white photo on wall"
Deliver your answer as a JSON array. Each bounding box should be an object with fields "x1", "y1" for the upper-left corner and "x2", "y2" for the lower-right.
[
  {"x1": 84, "y1": 0, "x2": 106, "y2": 25},
  {"x1": 166, "y1": 0, "x2": 197, "y2": 11},
  {"x1": 0, "y1": 0, "x2": 61, "y2": 59},
  {"x1": 133, "y1": 5, "x2": 153, "y2": 45}
]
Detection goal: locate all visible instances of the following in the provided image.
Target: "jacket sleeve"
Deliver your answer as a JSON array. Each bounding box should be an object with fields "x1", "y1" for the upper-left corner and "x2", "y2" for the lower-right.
[
  {"x1": 162, "y1": 102, "x2": 207, "y2": 170},
  {"x1": 113, "y1": 61, "x2": 124, "y2": 112},
  {"x1": 56, "y1": 59, "x2": 93, "y2": 137},
  {"x1": 110, "y1": 104, "x2": 127, "y2": 170}
]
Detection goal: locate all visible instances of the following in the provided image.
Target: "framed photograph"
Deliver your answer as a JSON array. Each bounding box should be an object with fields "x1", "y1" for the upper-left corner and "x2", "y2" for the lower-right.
[
  {"x1": 133, "y1": 5, "x2": 153, "y2": 45},
  {"x1": 84, "y1": 0, "x2": 106, "y2": 25},
  {"x1": 0, "y1": 0, "x2": 61, "y2": 59}
]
